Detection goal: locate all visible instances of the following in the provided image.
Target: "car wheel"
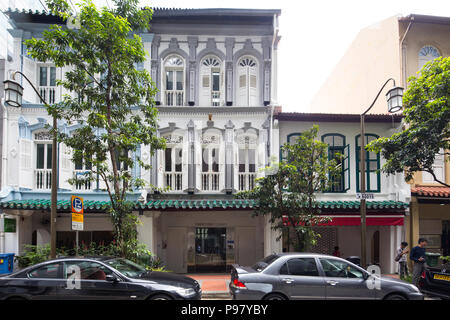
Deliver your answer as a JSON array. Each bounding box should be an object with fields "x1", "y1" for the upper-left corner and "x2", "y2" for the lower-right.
[
  {"x1": 263, "y1": 293, "x2": 287, "y2": 300},
  {"x1": 385, "y1": 294, "x2": 407, "y2": 300},
  {"x1": 149, "y1": 294, "x2": 173, "y2": 300}
]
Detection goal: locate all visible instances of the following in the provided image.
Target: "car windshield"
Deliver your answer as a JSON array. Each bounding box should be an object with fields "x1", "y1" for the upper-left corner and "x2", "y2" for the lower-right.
[
  {"x1": 104, "y1": 258, "x2": 147, "y2": 278},
  {"x1": 252, "y1": 254, "x2": 279, "y2": 272}
]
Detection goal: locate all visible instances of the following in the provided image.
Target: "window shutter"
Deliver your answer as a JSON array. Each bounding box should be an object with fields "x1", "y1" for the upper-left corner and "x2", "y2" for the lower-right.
[
  {"x1": 59, "y1": 143, "x2": 72, "y2": 189},
  {"x1": 19, "y1": 138, "x2": 33, "y2": 189},
  {"x1": 343, "y1": 144, "x2": 350, "y2": 191},
  {"x1": 237, "y1": 67, "x2": 247, "y2": 106},
  {"x1": 20, "y1": 139, "x2": 32, "y2": 170},
  {"x1": 423, "y1": 149, "x2": 445, "y2": 183},
  {"x1": 248, "y1": 66, "x2": 258, "y2": 106},
  {"x1": 202, "y1": 75, "x2": 210, "y2": 88}
]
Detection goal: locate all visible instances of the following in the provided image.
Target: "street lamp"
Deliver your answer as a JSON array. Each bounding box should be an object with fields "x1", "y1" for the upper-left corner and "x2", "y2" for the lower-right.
[
  {"x1": 360, "y1": 78, "x2": 403, "y2": 268},
  {"x1": 3, "y1": 71, "x2": 58, "y2": 259}
]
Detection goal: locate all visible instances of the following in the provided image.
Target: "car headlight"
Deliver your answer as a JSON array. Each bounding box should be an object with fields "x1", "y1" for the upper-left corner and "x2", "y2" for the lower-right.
[
  {"x1": 409, "y1": 284, "x2": 420, "y2": 292},
  {"x1": 176, "y1": 288, "x2": 196, "y2": 298}
]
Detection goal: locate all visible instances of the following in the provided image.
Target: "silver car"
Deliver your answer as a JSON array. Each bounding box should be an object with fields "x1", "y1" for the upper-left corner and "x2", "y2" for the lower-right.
[{"x1": 229, "y1": 253, "x2": 423, "y2": 300}]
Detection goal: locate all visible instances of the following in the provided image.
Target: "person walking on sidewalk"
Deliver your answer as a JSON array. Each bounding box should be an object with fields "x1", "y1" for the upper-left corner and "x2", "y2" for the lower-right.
[
  {"x1": 410, "y1": 238, "x2": 428, "y2": 286},
  {"x1": 395, "y1": 242, "x2": 409, "y2": 279}
]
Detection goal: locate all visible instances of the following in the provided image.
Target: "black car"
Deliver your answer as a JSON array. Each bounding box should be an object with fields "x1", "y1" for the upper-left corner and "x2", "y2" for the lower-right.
[
  {"x1": 418, "y1": 262, "x2": 450, "y2": 300},
  {"x1": 0, "y1": 257, "x2": 201, "y2": 300}
]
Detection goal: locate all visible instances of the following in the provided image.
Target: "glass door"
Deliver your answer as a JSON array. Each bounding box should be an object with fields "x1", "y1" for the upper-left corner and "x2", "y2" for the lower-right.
[{"x1": 194, "y1": 227, "x2": 227, "y2": 273}]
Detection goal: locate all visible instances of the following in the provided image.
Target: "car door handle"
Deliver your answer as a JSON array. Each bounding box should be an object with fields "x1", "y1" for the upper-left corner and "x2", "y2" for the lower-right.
[
  {"x1": 326, "y1": 280, "x2": 339, "y2": 286},
  {"x1": 282, "y1": 278, "x2": 294, "y2": 284}
]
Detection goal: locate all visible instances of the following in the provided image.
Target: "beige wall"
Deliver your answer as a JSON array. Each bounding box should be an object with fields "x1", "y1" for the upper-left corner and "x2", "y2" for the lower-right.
[
  {"x1": 310, "y1": 16, "x2": 401, "y2": 114},
  {"x1": 310, "y1": 15, "x2": 450, "y2": 115},
  {"x1": 401, "y1": 21, "x2": 450, "y2": 89}
]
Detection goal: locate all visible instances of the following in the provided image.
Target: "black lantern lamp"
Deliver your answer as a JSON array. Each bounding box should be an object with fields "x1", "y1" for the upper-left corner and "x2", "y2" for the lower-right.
[
  {"x1": 386, "y1": 86, "x2": 404, "y2": 113},
  {"x1": 3, "y1": 79, "x2": 23, "y2": 107}
]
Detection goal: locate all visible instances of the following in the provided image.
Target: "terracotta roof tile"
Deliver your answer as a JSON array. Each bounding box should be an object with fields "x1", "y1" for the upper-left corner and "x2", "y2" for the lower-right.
[{"x1": 411, "y1": 186, "x2": 450, "y2": 198}]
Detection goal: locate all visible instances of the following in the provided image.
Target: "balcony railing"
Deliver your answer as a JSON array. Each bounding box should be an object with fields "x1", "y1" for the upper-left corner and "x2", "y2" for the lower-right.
[
  {"x1": 35, "y1": 169, "x2": 52, "y2": 190},
  {"x1": 74, "y1": 170, "x2": 92, "y2": 190},
  {"x1": 211, "y1": 91, "x2": 220, "y2": 106},
  {"x1": 164, "y1": 172, "x2": 183, "y2": 191},
  {"x1": 39, "y1": 86, "x2": 57, "y2": 104},
  {"x1": 238, "y1": 172, "x2": 256, "y2": 191},
  {"x1": 165, "y1": 90, "x2": 184, "y2": 106},
  {"x1": 201, "y1": 172, "x2": 220, "y2": 191}
]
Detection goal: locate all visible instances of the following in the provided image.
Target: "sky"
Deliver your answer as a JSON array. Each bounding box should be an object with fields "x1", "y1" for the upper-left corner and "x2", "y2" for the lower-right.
[{"x1": 9, "y1": 0, "x2": 450, "y2": 112}]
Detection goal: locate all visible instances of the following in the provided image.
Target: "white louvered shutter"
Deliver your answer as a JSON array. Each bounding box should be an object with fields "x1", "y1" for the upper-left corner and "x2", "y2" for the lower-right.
[
  {"x1": 19, "y1": 139, "x2": 33, "y2": 188},
  {"x1": 248, "y1": 64, "x2": 258, "y2": 106},
  {"x1": 59, "y1": 143, "x2": 72, "y2": 190},
  {"x1": 199, "y1": 65, "x2": 211, "y2": 106},
  {"x1": 237, "y1": 66, "x2": 247, "y2": 106}
]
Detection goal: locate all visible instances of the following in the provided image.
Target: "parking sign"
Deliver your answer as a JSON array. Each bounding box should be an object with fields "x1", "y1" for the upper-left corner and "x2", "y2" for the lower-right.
[{"x1": 71, "y1": 195, "x2": 84, "y2": 231}]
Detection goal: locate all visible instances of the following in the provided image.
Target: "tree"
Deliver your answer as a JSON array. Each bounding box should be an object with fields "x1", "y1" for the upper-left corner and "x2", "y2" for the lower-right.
[
  {"x1": 367, "y1": 57, "x2": 450, "y2": 187},
  {"x1": 25, "y1": 0, "x2": 165, "y2": 258},
  {"x1": 238, "y1": 126, "x2": 342, "y2": 252}
]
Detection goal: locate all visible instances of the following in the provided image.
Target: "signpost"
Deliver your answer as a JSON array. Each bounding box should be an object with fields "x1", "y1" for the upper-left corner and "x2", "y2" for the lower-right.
[{"x1": 71, "y1": 196, "x2": 84, "y2": 255}]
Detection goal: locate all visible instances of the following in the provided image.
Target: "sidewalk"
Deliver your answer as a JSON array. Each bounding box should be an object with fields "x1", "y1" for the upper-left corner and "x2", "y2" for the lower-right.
[{"x1": 186, "y1": 274, "x2": 231, "y2": 299}]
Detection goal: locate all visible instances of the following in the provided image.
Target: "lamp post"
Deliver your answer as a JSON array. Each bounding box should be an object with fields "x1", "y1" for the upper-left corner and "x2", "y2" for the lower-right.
[
  {"x1": 359, "y1": 78, "x2": 403, "y2": 268},
  {"x1": 3, "y1": 71, "x2": 58, "y2": 259}
]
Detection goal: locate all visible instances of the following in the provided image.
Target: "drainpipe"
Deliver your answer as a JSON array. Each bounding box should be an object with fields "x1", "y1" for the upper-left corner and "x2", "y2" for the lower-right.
[
  {"x1": 399, "y1": 16, "x2": 414, "y2": 89},
  {"x1": 0, "y1": 210, "x2": 4, "y2": 254},
  {"x1": 1, "y1": 100, "x2": 7, "y2": 191}
]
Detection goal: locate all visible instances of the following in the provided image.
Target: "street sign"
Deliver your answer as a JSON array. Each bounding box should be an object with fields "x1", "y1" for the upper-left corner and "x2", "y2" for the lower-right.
[
  {"x1": 71, "y1": 195, "x2": 84, "y2": 231},
  {"x1": 356, "y1": 193, "x2": 374, "y2": 200}
]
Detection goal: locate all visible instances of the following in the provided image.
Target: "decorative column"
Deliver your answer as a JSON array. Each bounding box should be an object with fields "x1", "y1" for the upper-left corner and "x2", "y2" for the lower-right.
[
  {"x1": 262, "y1": 118, "x2": 270, "y2": 166},
  {"x1": 224, "y1": 120, "x2": 235, "y2": 193},
  {"x1": 187, "y1": 120, "x2": 196, "y2": 193},
  {"x1": 225, "y1": 38, "x2": 235, "y2": 106},
  {"x1": 151, "y1": 35, "x2": 161, "y2": 104},
  {"x1": 150, "y1": 128, "x2": 159, "y2": 192},
  {"x1": 187, "y1": 37, "x2": 198, "y2": 106},
  {"x1": 262, "y1": 36, "x2": 272, "y2": 106}
]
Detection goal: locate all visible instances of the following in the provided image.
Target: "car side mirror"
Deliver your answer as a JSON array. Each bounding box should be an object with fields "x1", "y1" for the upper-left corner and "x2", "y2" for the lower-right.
[
  {"x1": 362, "y1": 272, "x2": 369, "y2": 280},
  {"x1": 106, "y1": 274, "x2": 120, "y2": 283}
]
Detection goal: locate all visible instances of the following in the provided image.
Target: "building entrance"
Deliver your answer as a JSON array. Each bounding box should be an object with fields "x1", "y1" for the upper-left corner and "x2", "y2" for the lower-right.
[{"x1": 194, "y1": 227, "x2": 227, "y2": 273}]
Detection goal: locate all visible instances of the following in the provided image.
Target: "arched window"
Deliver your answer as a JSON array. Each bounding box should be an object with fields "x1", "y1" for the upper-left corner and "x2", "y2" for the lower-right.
[
  {"x1": 355, "y1": 134, "x2": 380, "y2": 192},
  {"x1": 418, "y1": 45, "x2": 440, "y2": 70},
  {"x1": 200, "y1": 131, "x2": 221, "y2": 191},
  {"x1": 163, "y1": 55, "x2": 184, "y2": 106},
  {"x1": 236, "y1": 130, "x2": 258, "y2": 191},
  {"x1": 322, "y1": 134, "x2": 349, "y2": 193},
  {"x1": 199, "y1": 56, "x2": 223, "y2": 106},
  {"x1": 237, "y1": 56, "x2": 258, "y2": 106},
  {"x1": 162, "y1": 133, "x2": 184, "y2": 191}
]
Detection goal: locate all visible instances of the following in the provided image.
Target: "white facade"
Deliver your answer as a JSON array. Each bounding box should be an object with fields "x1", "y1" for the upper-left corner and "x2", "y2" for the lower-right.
[{"x1": 0, "y1": 8, "x2": 282, "y2": 273}]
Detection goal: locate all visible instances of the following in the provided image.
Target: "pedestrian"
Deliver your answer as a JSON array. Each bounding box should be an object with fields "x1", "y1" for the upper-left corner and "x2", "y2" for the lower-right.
[
  {"x1": 332, "y1": 246, "x2": 341, "y2": 257},
  {"x1": 395, "y1": 241, "x2": 409, "y2": 279},
  {"x1": 410, "y1": 238, "x2": 427, "y2": 286}
]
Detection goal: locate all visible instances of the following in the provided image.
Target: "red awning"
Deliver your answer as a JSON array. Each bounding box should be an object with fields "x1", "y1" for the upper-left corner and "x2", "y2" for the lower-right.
[
  {"x1": 321, "y1": 216, "x2": 404, "y2": 226},
  {"x1": 282, "y1": 216, "x2": 404, "y2": 227}
]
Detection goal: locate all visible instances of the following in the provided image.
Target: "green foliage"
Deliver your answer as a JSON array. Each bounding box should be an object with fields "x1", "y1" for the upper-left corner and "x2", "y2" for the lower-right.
[
  {"x1": 367, "y1": 57, "x2": 450, "y2": 187},
  {"x1": 24, "y1": 0, "x2": 165, "y2": 257},
  {"x1": 14, "y1": 244, "x2": 54, "y2": 268},
  {"x1": 238, "y1": 126, "x2": 342, "y2": 252}
]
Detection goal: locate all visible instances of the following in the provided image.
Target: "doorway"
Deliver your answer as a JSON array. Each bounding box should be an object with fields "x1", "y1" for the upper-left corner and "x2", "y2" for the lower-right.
[
  {"x1": 194, "y1": 227, "x2": 227, "y2": 273},
  {"x1": 371, "y1": 230, "x2": 380, "y2": 265}
]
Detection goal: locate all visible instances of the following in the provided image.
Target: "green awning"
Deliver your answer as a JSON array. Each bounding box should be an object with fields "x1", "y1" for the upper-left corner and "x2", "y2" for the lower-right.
[{"x1": 0, "y1": 199, "x2": 408, "y2": 212}]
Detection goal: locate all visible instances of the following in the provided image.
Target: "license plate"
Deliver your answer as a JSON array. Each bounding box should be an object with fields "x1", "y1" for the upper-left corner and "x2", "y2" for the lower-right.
[{"x1": 433, "y1": 274, "x2": 450, "y2": 281}]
